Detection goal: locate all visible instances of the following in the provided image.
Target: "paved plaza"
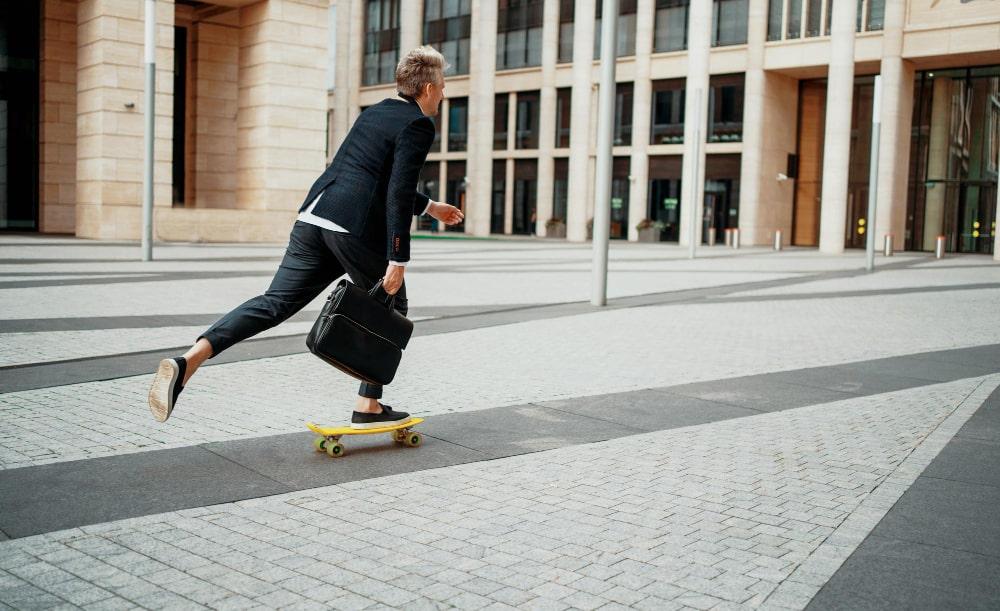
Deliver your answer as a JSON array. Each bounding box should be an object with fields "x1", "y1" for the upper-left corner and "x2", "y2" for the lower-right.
[{"x1": 1, "y1": 234, "x2": 999, "y2": 610}]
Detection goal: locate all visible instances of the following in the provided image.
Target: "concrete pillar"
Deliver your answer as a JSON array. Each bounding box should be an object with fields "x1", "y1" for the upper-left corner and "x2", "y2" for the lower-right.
[
  {"x1": 347, "y1": 0, "x2": 364, "y2": 126},
  {"x1": 399, "y1": 0, "x2": 423, "y2": 55},
  {"x1": 536, "y1": 0, "x2": 560, "y2": 236},
  {"x1": 679, "y1": 0, "x2": 712, "y2": 247},
  {"x1": 567, "y1": 0, "x2": 597, "y2": 241},
  {"x1": 737, "y1": 0, "x2": 773, "y2": 246},
  {"x1": 923, "y1": 76, "x2": 951, "y2": 251},
  {"x1": 39, "y1": 0, "x2": 77, "y2": 234},
  {"x1": 817, "y1": 0, "x2": 858, "y2": 254},
  {"x1": 504, "y1": 93, "x2": 516, "y2": 234},
  {"x1": 332, "y1": 0, "x2": 354, "y2": 148},
  {"x1": 236, "y1": 0, "x2": 327, "y2": 212},
  {"x1": 75, "y1": 0, "x2": 174, "y2": 240},
  {"x1": 465, "y1": 0, "x2": 498, "y2": 236},
  {"x1": 627, "y1": 0, "x2": 655, "y2": 242},
  {"x1": 875, "y1": 0, "x2": 913, "y2": 251}
]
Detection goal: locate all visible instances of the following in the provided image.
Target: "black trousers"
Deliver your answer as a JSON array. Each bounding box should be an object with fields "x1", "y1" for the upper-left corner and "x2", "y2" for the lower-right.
[{"x1": 199, "y1": 221, "x2": 407, "y2": 400}]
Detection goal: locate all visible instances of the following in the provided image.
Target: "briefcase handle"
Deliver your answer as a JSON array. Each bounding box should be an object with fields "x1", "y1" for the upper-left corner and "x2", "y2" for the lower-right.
[{"x1": 369, "y1": 279, "x2": 397, "y2": 310}]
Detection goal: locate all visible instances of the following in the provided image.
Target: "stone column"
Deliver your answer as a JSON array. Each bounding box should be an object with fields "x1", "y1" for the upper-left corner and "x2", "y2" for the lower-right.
[
  {"x1": 39, "y1": 0, "x2": 77, "y2": 234},
  {"x1": 567, "y1": 0, "x2": 597, "y2": 241},
  {"x1": 75, "y1": 0, "x2": 174, "y2": 240},
  {"x1": 679, "y1": 0, "x2": 711, "y2": 247},
  {"x1": 465, "y1": 0, "x2": 498, "y2": 236},
  {"x1": 347, "y1": 0, "x2": 364, "y2": 126},
  {"x1": 332, "y1": 0, "x2": 354, "y2": 149},
  {"x1": 627, "y1": 0, "x2": 655, "y2": 242},
  {"x1": 817, "y1": 0, "x2": 858, "y2": 254},
  {"x1": 536, "y1": 0, "x2": 560, "y2": 236},
  {"x1": 737, "y1": 0, "x2": 775, "y2": 246},
  {"x1": 923, "y1": 76, "x2": 951, "y2": 251},
  {"x1": 399, "y1": 0, "x2": 423, "y2": 55},
  {"x1": 236, "y1": 0, "x2": 327, "y2": 211},
  {"x1": 875, "y1": 0, "x2": 913, "y2": 251}
]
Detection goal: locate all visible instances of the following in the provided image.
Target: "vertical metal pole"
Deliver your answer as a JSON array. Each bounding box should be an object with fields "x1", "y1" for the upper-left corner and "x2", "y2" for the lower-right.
[
  {"x1": 142, "y1": 0, "x2": 156, "y2": 262},
  {"x1": 688, "y1": 88, "x2": 702, "y2": 259},
  {"x1": 865, "y1": 75, "x2": 882, "y2": 272},
  {"x1": 590, "y1": 0, "x2": 619, "y2": 306}
]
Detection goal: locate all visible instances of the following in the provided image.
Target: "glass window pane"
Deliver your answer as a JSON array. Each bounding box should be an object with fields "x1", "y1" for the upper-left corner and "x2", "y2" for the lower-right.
[
  {"x1": 712, "y1": 0, "x2": 748, "y2": 46},
  {"x1": 527, "y1": 26, "x2": 542, "y2": 66},
  {"x1": 558, "y1": 22, "x2": 574, "y2": 62},
  {"x1": 787, "y1": 0, "x2": 802, "y2": 39},
  {"x1": 806, "y1": 0, "x2": 822, "y2": 36},
  {"x1": 767, "y1": 0, "x2": 783, "y2": 40},
  {"x1": 868, "y1": 0, "x2": 885, "y2": 31},
  {"x1": 618, "y1": 13, "x2": 637, "y2": 56}
]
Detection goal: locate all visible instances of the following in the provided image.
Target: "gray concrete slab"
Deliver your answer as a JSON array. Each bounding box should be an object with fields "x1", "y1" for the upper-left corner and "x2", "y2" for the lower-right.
[
  {"x1": 920, "y1": 437, "x2": 1000, "y2": 489},
  {"x1": 807, "y1": 536, "x2": 1000, "y2": 611},
  {"x1": 839, "y1": 355, "x2": 999, "y2": 384},
  {"x1": 538, "y1": 389, "x2": 760, "y2": 430},
  {"x1": 419, "y1": 403, "x2": 640, "y2": 458},
  {"x1": 915, "y1": 343, "x2": 1000, "y2": 370},
  {"x1": 0, "y1": 447, "x2": 292, "y2": 538},
  {"x1": 768, "y1": 366, "x2": 931, "y2": 396},
  {"x1": 664, "y1": 375, "x2": 858, "y2": 412},
  {"x1": 203, "y1": 430, "x2": 486, "y2": 490},
  {"x1": 951, "y1": 385, "x2": 1000, "y2": 443},
  {"x1": 867, "y1": 476, "x2": 1000, "y2": 558}
]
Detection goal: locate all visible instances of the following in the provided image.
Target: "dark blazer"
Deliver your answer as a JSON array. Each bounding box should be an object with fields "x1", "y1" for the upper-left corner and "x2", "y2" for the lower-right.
[{"x1": 300, "y1": 97, "x2": 435, "y2": 263}]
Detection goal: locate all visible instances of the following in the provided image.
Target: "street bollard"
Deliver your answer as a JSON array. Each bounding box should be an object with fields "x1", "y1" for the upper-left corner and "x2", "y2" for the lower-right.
[
  {"x1": 732, "y1": 228, "x2": 741, "y2": 249},
  {"x1": 774, "y1": 229, "x2": 783, "y2": 251},
  {"x1": 724, "y1": 228, "x2": 733, "y2": 247},
  {"x1": 707, "y1": 227, "x2": 717, "y2": 246},
  {"x1": 935, "y1": 235, "x2": 946, "y2": 259},
  {"x1": 883, "y1": 234, "x2": 893, "y2": 257}
]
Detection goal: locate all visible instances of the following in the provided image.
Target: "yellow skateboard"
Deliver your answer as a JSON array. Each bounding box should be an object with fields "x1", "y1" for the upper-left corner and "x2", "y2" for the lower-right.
[{"x1": 307, "y1": 418, "x2": 424, "y2": 458}]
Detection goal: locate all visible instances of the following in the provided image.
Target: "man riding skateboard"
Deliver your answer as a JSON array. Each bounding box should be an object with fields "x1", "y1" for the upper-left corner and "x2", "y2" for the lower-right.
[{"x1": 148, "y1": 46, "x2": 463, "y2": 429}]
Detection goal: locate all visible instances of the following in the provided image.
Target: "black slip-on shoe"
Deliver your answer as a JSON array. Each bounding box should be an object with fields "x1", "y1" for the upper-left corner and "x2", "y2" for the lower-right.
[
  {"x1": 149, "y1": 357, "x2": 187, "y2": 423},
  {"x1": 351, "y1": 404, "x2": 411, "y2": 430}
]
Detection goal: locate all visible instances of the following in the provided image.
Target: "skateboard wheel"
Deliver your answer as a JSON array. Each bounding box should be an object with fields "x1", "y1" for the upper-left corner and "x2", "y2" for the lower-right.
[
  {"x1": 326, "y1": 442, "x2": 345, "y2": 458},
  {"x1": 393, "y1": 430, "x2": 407, "y2": 443},
  {"x1": 405, "y1": 433, "x2": 422, "y2": 447},
  {"x1": 313, "y1": 437, "x2": 327, "y2": 452}
]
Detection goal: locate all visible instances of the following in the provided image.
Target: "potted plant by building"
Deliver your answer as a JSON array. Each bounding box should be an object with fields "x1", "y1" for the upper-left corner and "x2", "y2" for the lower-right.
[
  {"x1": 545, "y1": 217, "x2": 566, "y2": 238},
  {"x1": 636, "y1": 219, "x2": 666, "y2": 242}
]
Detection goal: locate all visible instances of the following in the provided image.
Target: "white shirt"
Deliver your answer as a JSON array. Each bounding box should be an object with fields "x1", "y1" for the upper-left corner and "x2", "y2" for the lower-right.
[{"x1": 297, "y1": 192, "x2": 433, "y2": 267}]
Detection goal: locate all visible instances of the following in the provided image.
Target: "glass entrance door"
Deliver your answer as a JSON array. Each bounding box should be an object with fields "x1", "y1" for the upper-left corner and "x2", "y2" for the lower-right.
[
  {"x1": 0, "y1": 1, "x2": 40, "y2": 231},
  {"x1": 908, "y1": 66, "x2": 999, "y2": 255}
]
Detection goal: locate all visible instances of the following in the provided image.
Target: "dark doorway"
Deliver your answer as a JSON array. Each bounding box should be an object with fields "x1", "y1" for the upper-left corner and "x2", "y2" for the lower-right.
[{"x1": 0, "y1": 1, "x2": 41, "y2": 231}]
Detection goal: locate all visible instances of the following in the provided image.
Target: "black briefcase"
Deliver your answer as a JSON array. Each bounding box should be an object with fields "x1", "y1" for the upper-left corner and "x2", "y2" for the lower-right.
[{"x1": 306, "y1": 279, "x2": 414, "y2": 386}]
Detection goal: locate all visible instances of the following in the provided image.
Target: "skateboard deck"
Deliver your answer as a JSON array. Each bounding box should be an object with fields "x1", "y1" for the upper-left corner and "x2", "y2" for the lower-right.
[{"x1": 307, "y1": 417, "x2": 424, "y2": 457}]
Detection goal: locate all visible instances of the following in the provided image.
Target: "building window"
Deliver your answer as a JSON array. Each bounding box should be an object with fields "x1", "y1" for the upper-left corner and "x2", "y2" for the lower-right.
[
  {"x1": 648, "y1": 155, "x2": 683, "y2": 242},
  {"x1": 516, "y1": 91, "x2": 540, "y2": 149},
  {"x1": 865, "y1": 0, "x2": 885, "y2": 31},
  {"x1": 614, "y1": 83, "x2": 634, "y2": 147},
  {"x1": 494, "y1": 94, "x2": 509, "y2": 150},
  {"x1": 446, "y1": 161, "x2": 466, "y2": 233},
  {"x1": 416, "y1": 162, "x2": 440, "y2": 231},
  {"x1": 447, "y1": 97, "x2": 468, "y2": 152},
  {"x1": 423, "y1": 0, "x2": 471, "y2": 75},
  {"x1": 769, "y1": 0, "x2": 830, "y2": 40},
  {"x1": 594, "y1": 0, "x2": 638, "y2": 59},
  {"x1": 363, "y1": 0, "x2": 399, "y2": 86},
  {"x1": 712, "y1": 0, "x2": 747, "y2": 47},
  {"x1": 497, "y1": 0, "x2": 544, "y2": 70},
  {"x1": 558, "y1": 0, "x2": 574, "y2": 63},
  {"x1": 654, "y1": 0, "x2": 688, "y2": 53},
  {"x1": 610, "y1": 157, "x2": 631, "y2": 239},
  {"x1": 707, "y1": 74, "x2": 744, "y2": 142},
  {"x1": 491, "y1": 160, "x2": 506, "y2": 234},
  {"x1": 513, "y1": 160, "x2": 538, "y2": 235},
  {"x1": 555, "y1": 87, "x2": 572, "y2": 148},
  {"x1": 553, "y1": 158, "x2": 569, "y2": 223},
  {"x1": 650, "y1": 79, "x2": 685, "y2": 145}
]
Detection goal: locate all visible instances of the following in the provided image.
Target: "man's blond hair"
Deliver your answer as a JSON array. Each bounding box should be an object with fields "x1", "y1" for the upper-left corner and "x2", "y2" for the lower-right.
[{"x1": 395, "y1": 46, "x2": 449, "y2": 98}]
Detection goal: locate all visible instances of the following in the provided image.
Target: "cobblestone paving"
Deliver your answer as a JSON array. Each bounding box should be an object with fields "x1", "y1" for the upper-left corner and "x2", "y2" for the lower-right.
[{"x1": 1, "y1": 376, "x2": 994, "y2": 610}]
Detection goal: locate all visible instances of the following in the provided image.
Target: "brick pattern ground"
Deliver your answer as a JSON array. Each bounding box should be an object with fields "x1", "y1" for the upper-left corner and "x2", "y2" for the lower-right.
[{"x1": 1, "y1": 376, "x2": 994, "y2": 610}]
